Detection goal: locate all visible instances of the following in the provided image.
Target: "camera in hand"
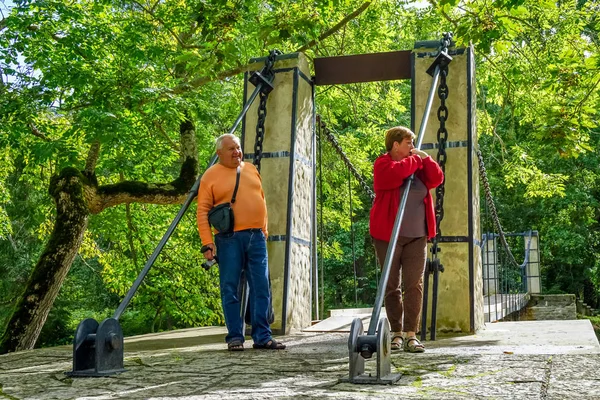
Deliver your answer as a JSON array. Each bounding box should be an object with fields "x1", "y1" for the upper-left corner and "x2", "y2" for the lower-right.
[
  {"x1": 201, "y1": 245, "x2": 218, "y2": 270},
  {"x1": 201, "y1": 257, "x2": 218, "y2": 270}
]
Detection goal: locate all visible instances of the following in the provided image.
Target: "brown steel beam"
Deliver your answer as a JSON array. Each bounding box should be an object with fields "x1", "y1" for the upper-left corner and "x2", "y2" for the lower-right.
[{"x1": 313, "y1": 50, "x2": 412, "y2": 85}]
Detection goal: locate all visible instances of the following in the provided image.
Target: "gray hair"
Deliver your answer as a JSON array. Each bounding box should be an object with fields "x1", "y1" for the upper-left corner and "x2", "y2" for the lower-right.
[{"x1": 215, "y1": 134, "x2": 241, "y2": 151}]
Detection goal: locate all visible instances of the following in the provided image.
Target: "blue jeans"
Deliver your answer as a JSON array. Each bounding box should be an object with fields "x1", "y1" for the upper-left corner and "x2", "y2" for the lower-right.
[{"x1": 214, "y1": 228, "x2": 272, "y2": 345}]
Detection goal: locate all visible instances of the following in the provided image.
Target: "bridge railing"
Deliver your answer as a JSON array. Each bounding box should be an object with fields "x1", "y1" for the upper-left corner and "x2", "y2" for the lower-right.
[{"x1": 481, "y1": 230, "x2": 540, "y2": 322}]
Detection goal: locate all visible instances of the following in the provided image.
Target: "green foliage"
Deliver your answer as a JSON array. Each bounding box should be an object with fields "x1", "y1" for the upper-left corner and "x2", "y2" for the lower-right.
[
  {"x1": 0, "y1": 148, "x2": 12, "y2": 239},
  {"x1": 314, "y1": 0, "x2": 600, "y2": 315},
  {"x1": 1, "y1": 0, "x2": 376, "y2": 345},
  {"x1": 93, "y1": 204, "x2": 223, "y2": 330},
  {"x1": 1, "y1": 0, "x2": 599, "y2": 346}
]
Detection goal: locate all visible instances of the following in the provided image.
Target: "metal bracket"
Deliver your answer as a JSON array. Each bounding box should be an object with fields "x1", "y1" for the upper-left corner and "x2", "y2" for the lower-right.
[
  {"x1": 340, "y1": 318, "x2": 401, "y2": 385},
  {"x1": 67, "y1": 318, "x2": 125, "y2": 377},
  {"x1": 426, "y1": 51, "x2": 453, "y2": 77},
  {"x1": 249, "y1": 71, "x2": 275, "y2": 94},
  {"x1": 427, "y1": 258, "x2": 445, "y2": 273}
]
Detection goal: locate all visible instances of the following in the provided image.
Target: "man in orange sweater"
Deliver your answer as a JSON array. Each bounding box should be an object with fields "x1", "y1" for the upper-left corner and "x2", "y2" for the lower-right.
[{"x1": 197, "y1": 134, "x2": 285, "y2": 351}]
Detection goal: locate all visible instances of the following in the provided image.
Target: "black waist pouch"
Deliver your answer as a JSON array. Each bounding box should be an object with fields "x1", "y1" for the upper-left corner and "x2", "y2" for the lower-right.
[
  {"x1": 208, "y1": 203, "x2": 234, "y2": 233},
  {"x1": 207, "y1": 165, "x2": 240, "y2": 234}
]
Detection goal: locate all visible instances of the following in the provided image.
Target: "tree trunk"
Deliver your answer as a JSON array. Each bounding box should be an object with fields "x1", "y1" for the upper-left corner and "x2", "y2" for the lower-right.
[
  {"x1": 0, "y1": 119, "x2": 198, "y2": 354},
  {"x1": 0, "y1": 167, "x2": 89, "y2": 353}
]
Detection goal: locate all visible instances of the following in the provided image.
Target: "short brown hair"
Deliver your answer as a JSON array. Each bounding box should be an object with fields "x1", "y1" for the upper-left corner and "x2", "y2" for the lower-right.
[{"x1": 385, "y1": 126, "x2": 415, "y2": 152}]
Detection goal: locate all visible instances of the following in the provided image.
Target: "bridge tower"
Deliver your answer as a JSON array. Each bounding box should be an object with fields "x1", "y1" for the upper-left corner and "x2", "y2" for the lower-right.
[{"x1": 243, "y1": 43, "x2": 483, "y2": 336}]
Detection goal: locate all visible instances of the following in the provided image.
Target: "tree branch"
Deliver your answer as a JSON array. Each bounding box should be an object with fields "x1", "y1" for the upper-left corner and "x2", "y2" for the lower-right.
[
  {"x1": 295, "y1": 1, "x2": 372, "y2": 53},
  {"x1": 575, "y1": 74, "x2": 600, "y2": 113},
  {"x1": 168, "y1": 64, "x2": 250, "y2": 96},
  {"x1": 85, "y1": 140, "x2": 101, "y2": 174},
  {"x1": 130, "y1": 0, "x2": 187, "y2": 48},
  {"x1": 153, "y1": 120, "x2": 181, "y2": 152},
  {"x1": 120, "y1": 171, "x2": 139, "y2": 269},
  {"x1": 481, "y1": 54, "x2": 515, "y2": 93},
  {"x1": 85, "y1": 178, "x2": 187, "y2": 214},
  {"x1": 135, "y1": 105, "x2": 181, "y2": 152},
  {"x1": 164, "y1": 2, "x2": 373, "y2": 98},
  {"x1": 28, "y1": 123, "x2": 52, "y2": 142},
  {"x1": 429, "y1": 0, "x2": 459, "y2": 31},
  {"x1": 77, "y1": 253, "x2": 99, "y2": 275},
  {"x1": 84, "y1": 119, "x2": 198, "y2": 214},
  {"x1": 496, "y1": 13, "x2": 537, "y2": 31}
]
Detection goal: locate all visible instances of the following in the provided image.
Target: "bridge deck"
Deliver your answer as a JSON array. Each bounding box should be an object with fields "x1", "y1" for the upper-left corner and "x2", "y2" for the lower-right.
[{"x1": 0, "y1": 320, "x2": 598, "y2": 399}]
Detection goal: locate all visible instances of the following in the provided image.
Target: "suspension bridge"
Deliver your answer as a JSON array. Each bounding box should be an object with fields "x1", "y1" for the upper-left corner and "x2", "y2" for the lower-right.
[
  {"x1": 72, "y1": 35, "x2": 548, "y2": 376},
  {"x1": 2, "y1": 36, "x2": 597, "y2": 399}
]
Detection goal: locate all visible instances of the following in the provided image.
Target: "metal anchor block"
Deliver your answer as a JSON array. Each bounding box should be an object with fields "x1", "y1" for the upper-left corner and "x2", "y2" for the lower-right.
[
  {"x1": 340, "y1": 317, "x2": 401, "y2": 384},
  {"x1": 67, "y1": 317, "x2": 126, "y2": 377}
]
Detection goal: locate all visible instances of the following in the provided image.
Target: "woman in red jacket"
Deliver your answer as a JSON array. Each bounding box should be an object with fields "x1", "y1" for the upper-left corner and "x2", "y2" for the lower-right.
[{"x1": 369, "y1": 126, "x2": 444, "y2": 353}]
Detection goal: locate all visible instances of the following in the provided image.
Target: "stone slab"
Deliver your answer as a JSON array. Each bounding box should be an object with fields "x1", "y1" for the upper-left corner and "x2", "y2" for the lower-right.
[
  {"x1": 304, "y1": 309, "x2": 388, "y2": 333},
  {"x1": 1, "y1": 320, "x2": 599, "y2": 399},
  {"x1": 306, "y1": 310, "x2": 599, "y2": 357}
]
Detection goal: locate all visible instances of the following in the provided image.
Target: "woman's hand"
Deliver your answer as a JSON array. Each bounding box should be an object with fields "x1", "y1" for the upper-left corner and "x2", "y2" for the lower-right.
[{"x1": 410, "y1": 148, "x2": 428, "y2": 159}]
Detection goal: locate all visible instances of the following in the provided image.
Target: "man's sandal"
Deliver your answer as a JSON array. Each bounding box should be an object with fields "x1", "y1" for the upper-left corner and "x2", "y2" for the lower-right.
[
  {"x1": 227, "y1": 339, "x2": 244, "y2": 351},
  {"x1": 404, "y1": 336, "x2": 425, "y2": 353},
  {"x1": 252, "y1": 339, "x2": 286, "y2": 350},
  {"x1": 391, "y1": 334, "x2": 404, "y2": 351}
]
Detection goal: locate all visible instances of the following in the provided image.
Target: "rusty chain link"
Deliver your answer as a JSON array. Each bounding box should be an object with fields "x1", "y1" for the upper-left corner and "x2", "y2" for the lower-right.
[
  {"x1": 316, "y1": 115, "x2": 375, "y2": 202},
  {"x1": 433, "y1": 67, "x2": 448, "y2": 235},
  {"x1": 476, "y1": 148, "x2": 521, "y2": 268},
  {"x1": 253, "y1": 50, "x2": 280, "y2": 172},
  {"x1": 430, "y1": 32, "x2": 452, "y2": 267}
]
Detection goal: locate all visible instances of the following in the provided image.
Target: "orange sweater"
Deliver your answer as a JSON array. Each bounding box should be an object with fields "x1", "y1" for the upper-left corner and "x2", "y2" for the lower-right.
[{"x1": 197, "y1": 162, "x2": 268, "y2": 246}]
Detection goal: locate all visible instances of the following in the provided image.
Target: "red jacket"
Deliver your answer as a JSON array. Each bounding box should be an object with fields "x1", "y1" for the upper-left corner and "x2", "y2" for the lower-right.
[{"x1": 369, "y1": 153, "x2": 444, "y2": 241}]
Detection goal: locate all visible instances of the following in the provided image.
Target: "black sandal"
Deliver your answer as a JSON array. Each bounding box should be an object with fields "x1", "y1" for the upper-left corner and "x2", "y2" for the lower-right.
[
  {"x1": 227, "y1": 339, "x2": 244, "y2": 351},
  {"x1": 252, "y1": 339, "x2": 286, "y2": 350}
]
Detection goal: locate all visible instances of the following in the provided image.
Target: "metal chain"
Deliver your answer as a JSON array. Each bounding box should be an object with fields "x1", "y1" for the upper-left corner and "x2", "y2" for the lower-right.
[
  {"x1": 254, "y1": 50, "x2": 279, "y2": 172},
  {"x1": 431, "y1": 33, "x2": 453, "y2": 262},
  {"x1": 316, "y1": 115, "x2": 375, "y2": 202},
  {"x1": 433, "y1": 65, "x2": 448, "y2": 241},
  {"x1": 476, "y1": 148, "x2": 521, "y2": 268},
  {"x1": 440, "y1": 32, "x2": 453, "y2": 55}
]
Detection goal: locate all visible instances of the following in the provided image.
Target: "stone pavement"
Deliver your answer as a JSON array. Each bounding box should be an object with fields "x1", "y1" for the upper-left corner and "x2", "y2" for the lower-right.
[{"x1": 1, "y1": 320, "x2": 599, "y2": 399}]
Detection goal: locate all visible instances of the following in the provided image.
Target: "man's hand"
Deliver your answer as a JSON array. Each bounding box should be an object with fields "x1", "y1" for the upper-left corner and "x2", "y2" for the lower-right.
[
  {"x1": 410, "y1": 148, "x2": 428, "y2": 159},
  {"x1": 201, "y1": 244, "x2": 215, "y2": 260}
]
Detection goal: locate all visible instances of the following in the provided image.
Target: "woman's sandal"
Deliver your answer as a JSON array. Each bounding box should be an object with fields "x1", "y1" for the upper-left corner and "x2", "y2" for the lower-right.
[
  {"x1": 404, "y1": 336, "x2": 425, "y2": 353},
  {"x1": 252, "y1": 339, "x2": 286, "y2": 350},
  {"x1": 227, "y1": 339, "x2": 244, "y2": 351},
  {"x1": 391, "y1": 335, "x2": 404, "y2": 351}
]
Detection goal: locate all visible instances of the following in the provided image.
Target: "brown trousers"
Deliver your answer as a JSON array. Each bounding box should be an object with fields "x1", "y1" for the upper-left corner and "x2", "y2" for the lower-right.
[{"x1": 373, "y1": 236, "x2": 427, "y2": 333}]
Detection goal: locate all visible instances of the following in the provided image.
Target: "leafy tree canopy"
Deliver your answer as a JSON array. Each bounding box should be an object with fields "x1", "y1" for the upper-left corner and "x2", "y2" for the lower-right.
[{"x1": 0, "y1": 0, "x2": 599, "y2": 347}]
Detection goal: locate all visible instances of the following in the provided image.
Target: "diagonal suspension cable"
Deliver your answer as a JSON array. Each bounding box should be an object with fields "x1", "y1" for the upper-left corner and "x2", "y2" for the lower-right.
[
  {"x1": 316, "y1": 115, "x2": 375, "y2": 202},
  {"x1": 477, "y1": 147, "x2": 533, "y2": 269}
]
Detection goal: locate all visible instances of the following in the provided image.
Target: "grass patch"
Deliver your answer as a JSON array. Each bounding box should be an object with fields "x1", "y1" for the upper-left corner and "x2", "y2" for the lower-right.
[{"x1": 439, "y1": 364, "x2": 457, "y2": 377}]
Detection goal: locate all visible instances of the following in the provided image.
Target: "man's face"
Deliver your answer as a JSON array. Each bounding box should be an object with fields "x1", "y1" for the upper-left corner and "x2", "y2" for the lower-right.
[{"x1": 217, "y1": 137, "x2": 242, "y2": 168}]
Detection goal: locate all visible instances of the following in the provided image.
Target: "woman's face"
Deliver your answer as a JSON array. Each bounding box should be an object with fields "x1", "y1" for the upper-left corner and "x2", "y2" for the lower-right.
[{"x1": 393, "y1": 137, "x2": 414, "y2": 160}]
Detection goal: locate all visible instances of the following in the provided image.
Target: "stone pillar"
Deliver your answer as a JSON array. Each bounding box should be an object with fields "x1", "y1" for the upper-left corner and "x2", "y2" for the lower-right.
[
  {"x1": 241, "y1": 53, "x2": 314, "y2": 334},
  {"x1": 412, "y1": 43, "x2": 484, "y2": 334},
  {"x1": 526, "y1": 232, "x2": 541, "y2": 294}
]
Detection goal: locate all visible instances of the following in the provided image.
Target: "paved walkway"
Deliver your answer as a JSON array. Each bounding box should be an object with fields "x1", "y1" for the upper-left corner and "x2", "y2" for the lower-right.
[{"x1": 1, "y1": 320, "x2": 599, "y2": 399}]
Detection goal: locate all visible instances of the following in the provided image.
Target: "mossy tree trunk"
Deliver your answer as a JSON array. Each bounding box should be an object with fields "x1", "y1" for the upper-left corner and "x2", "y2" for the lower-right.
[
  {"x1": 0, "y1": 168, "x2": 89, "y2": 353},
  {"x1": 0, "y1": 120, "x2": 198, "y2": 354}
]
